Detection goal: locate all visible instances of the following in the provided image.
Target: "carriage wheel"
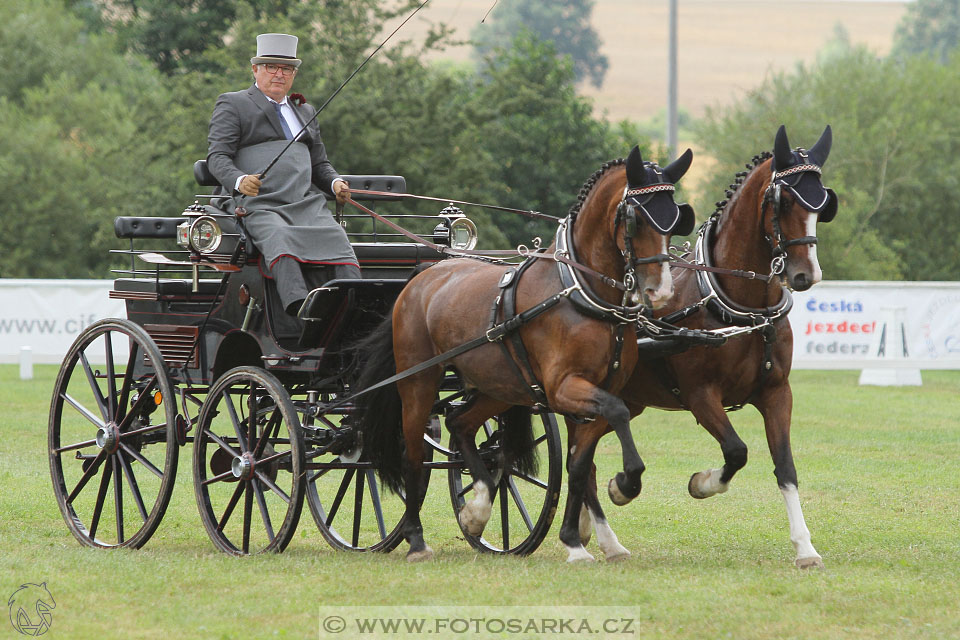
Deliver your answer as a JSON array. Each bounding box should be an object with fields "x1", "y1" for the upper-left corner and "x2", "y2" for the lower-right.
[
  {"x1": 304, "y1": 412, "x2": 436, "y2": 553},
  {"x1": 48, "y1": 318, "x2": 178, "y2": 549},
  {"x1": 447, "y1": 411, "x2": 562, "y2": 555},
  {"x1": 193, "y1": 367, "x2": 305, "y2": 555}
]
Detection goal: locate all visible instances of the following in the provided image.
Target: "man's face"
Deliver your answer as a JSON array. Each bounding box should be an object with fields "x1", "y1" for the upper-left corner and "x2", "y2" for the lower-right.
[{"x1": 253, "y1": 63, "x2": 297, "y2": 102}]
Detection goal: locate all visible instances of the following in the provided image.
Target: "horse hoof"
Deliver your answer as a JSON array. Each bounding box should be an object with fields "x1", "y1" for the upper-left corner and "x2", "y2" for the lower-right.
[
  {"x1": 406, "y1": 547, "x2": 434, "y2": 563},
  {"x1": 607, "y1": 477, "x2": 632, "y2": 506},
  {"x1": 459, "y1": 508, "x2": 488, "y2": 537},
  {"x1": 796, "y1": 555, "x2": 824, "y2": 570},
  {"x1": 604, "y1": 549, "x2": 631, "y2": 563},
  {"x1": 688, "y1": 469, "x2": 728, "y2": 499},
  {"x1": 564, "y1": 545, "x2": 596, "y2": 563},
  {"x1": 688, "y1": 472, "x2": 710, "y2": 499}
]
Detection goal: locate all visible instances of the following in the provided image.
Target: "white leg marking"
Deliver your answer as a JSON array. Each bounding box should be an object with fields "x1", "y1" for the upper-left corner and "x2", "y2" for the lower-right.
[
  {"x1": 564, "y1": 543, "x2": 596, "y2": 563},
  {"x1": 781, "y1": 484, "x2": 823, "y2": 568},
  {"x1": 689, "y1": 468, "x2": 729, "y2": 499},
  {"x1": 590, "y1": 511, "x2": 630, "y2": 561},
  {"x1": 647, "y1": 237, "x2": 674, "y2": 309},
  {"x1": 578, "y1": 504, "x2": 592, "y2": 545},
  {"x1": 459, "y1": 481, "x2": 492, "y2": 536},
  {"x1": 806, "y1": 214, "x2": 822, "y2": 285}
]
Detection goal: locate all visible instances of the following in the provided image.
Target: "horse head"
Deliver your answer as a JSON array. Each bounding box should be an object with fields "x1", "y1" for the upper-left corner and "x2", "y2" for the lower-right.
[
  {"x1": 767, "y1": 124, "x2": 837, "y2": 291},
  {"x1": 620, "y1": 146, "x2": 696, "y2": 308}
]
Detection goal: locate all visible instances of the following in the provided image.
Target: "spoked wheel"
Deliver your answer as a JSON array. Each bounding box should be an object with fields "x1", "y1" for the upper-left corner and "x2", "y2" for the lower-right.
[
  {"x1": 304, "y1": 406, "x2": 436, "y2": 553},
  {"x1": 193, "y1": 367, "x2": 305, "y2": 555},
  {"x1": 448, "y1": 411, "x2": 562, "y2": 555},
  {"x1": 48, "y1": 318, "x2": 178, "y2": 549}
]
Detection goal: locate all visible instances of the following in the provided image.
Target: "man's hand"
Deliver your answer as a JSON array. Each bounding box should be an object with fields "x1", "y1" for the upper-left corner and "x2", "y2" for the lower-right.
[
  {"x1": 333, "y1": 179, "x2": 350, "y2": 205},
  {"x1": 238, "y1": 174, "x2": 262, "y2": 197}
]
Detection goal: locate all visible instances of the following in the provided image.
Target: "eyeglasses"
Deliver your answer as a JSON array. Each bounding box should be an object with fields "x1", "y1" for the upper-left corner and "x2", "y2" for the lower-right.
[{"x1": 261, "y1": 64, "x2": 296, "y2": 76}]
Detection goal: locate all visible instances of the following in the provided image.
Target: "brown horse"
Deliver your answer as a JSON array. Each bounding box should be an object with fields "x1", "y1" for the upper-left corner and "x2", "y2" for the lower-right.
[
  {"x1": 575, "y1": 125, "x2": 836, "y2": 567},
  {"x1": 356, "y1": 146, "x2": 695, "y2": 561}
]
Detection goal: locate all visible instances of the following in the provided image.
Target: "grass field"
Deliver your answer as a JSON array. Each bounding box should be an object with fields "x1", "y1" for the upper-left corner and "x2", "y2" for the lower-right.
[{"x1": 2, "y1": 365, "x2": 958, "y2": 639}]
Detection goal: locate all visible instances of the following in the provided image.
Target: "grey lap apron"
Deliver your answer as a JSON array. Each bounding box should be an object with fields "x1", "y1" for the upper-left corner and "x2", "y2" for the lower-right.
[{"x1": 213, "y1": 140, "x2": 357, "y2": 270}]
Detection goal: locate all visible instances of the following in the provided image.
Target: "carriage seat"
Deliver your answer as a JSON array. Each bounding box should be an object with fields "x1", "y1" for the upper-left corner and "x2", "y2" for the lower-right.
[
  {"x1": 192, "y1": 159, "x2": 407, "y2": 201},
  {"x1": 114, "y1": 216, "x2": 185, "y2": 239}
]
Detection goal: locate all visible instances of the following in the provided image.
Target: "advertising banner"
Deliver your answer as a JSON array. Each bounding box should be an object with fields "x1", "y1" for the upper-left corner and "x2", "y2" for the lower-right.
[
  {"x1": 788, "y1": 281, "x2": 960, "y2": 369},
  {"x1": 0, "y1": 280, "x2": 124, "y2": 364}
]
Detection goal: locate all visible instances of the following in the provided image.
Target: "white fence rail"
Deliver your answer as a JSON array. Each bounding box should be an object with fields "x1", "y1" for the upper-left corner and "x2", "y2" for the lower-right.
[{"x1": 2, "y1": 278, "x2": 959, "y2": 369}]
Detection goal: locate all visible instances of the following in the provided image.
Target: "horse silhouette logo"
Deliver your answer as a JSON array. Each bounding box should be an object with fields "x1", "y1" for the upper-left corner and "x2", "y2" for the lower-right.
[{"x1": 8, "y1": 583, "x2": 55, "y2": 636}]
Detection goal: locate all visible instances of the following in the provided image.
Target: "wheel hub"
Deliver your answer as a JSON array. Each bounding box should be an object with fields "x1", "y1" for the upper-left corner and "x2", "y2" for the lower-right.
[
  {"x1": 231, "y1": 453, "x2": 255, "y2": 480},
  {"x1": 96, "y1": 423, "x2": 120, "y2": 453}
]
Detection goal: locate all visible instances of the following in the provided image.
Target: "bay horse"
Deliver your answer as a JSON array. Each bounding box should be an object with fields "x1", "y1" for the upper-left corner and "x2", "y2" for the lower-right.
[
  {"x1": 575, "y1": 125, "x2": 837, "y2": 568},
  {"x1": 356, "y1": 146, "x2": 696, "y2": 561}
]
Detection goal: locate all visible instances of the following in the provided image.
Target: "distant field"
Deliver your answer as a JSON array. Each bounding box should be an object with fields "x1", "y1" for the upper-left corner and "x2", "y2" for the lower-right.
[
  {"x1": 3, "y1": 364, "x2": 959, "y2": 638},
  {"x1": 402, "y1": 0, "x2": 908, "y2": 121}
]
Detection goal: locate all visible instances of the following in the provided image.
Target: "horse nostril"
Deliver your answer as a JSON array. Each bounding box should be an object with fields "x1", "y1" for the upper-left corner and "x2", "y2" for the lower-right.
[{"x1": 793, "y1": 273, "x2": 807, "y2": 289}]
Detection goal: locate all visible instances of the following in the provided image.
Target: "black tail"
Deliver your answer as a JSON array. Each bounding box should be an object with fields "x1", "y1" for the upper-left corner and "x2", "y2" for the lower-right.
[
  {"x1": 351, "y1": 312, "x2": 405, "y2": 494},
  {"x1": 501, "y1": 406, "x2": 539, "y2": 477}
]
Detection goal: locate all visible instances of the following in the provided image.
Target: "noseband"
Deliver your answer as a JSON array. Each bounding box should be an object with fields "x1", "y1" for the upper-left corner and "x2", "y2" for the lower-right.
[{"x1": 763, "y1": 151, "x2": 822, "y2": 276}]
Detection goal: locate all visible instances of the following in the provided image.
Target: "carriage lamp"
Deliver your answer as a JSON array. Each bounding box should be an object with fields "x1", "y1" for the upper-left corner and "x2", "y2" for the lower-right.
[
  {"x1": 435, "y1": 205, "x2": 478, "y2": 251},
  {"x1": 448, "y1": 216, "x2": 478, "y2": 250},
  {"x1": 188, "y1": 216, "x2": 223, "y2": 254}
]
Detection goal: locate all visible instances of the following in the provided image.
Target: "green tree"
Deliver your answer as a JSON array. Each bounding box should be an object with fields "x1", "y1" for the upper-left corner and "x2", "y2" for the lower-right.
[
  {"x1": 695, "y1": 46, "x2": 960, "y2": 281},
  {"x1": 471, "y1": 0, "x2": 609, "y2": 88},
  {"x1": 892, "y1": 0, "x2": 960, "y2": 63},
  {"x1": 0, "y1": 0, "x2": 197, "y2": 278}
]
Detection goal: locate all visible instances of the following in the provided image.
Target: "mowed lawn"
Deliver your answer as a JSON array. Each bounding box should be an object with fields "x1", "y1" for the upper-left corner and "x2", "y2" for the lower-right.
[{"x1": 1, "y1": 364, "x2": 958, "y2": 639}]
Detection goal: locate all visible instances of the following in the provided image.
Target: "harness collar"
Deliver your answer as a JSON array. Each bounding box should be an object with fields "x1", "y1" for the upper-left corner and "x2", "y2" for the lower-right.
[{"x1": 695, "y1": 216, "x2": 793, "y2": 326}]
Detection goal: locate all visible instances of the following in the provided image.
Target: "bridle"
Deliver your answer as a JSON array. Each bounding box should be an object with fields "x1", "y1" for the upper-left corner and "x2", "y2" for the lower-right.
[
  {"x1": 763, "y1": 150, "x2": 823, "y2": 277},
  {"x1": 614, "y1": 174, "x2": 675, "y2": 305}
]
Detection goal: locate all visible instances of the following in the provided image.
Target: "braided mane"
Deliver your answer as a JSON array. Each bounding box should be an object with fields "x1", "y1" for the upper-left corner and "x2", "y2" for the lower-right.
[
  {"x1": 567, "y1": 158, "x2": 626, "y2": 223},
  {"x1": 712, "y1": 150, "x2": 773, "y2": 218}
]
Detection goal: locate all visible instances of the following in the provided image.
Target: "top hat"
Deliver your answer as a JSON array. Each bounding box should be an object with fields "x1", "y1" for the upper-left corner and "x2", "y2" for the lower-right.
[{"x1": 251, "y1": 33, "x2": 302, "y2": 68}]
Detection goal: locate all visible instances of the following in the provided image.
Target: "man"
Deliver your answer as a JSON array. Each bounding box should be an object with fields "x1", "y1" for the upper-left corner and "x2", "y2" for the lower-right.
[{"x1": 207, "y1": 33, "x2": 360, "y2": 317}]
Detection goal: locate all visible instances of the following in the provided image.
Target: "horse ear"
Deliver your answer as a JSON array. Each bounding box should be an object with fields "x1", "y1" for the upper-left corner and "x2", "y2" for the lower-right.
[
  {"x1": 663, "y1": 148, "x2": 693, "y2": 183},
  {"x1": 808, "y1": 124, "x2": 832, "y2": 167},
  {"x1": 673, "y1": 203, "x2": 696, "y2": 236},
  {"x1": 773, "y1": 125, "x2": 792, "y2": 171},
  {"x1": 625, "y1": 145, "x2": 647, "y2": 186}
]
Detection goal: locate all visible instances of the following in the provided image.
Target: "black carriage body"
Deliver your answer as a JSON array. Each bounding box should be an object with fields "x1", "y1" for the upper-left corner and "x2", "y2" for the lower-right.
[{"x1": 110, "y1": 176, "x2": 444, "y2": 388}]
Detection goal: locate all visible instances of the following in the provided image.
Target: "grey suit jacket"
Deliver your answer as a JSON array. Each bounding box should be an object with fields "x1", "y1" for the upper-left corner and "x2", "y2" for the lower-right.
[{"x1": 206, "y1": 84, "x2": 340, "y2": 195}]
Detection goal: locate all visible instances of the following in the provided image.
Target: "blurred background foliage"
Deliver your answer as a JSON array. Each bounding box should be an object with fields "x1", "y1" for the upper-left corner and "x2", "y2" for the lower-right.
[{"x1": 1, "y1": 0, "x2": 958, "y2": 282}]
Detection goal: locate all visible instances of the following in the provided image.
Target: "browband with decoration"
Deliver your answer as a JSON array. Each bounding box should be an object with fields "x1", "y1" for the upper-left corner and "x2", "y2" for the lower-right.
[
  {"x1": 625, "y1": 183, "x2": 676, "y2": 198},
  {"x1": 772, "y1": 163, "x2": 821, "y2": 181}
]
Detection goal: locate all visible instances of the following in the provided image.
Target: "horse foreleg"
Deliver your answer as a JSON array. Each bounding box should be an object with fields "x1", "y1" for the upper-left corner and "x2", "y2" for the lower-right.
[
  {"x1": 685, "y1": 390, "x2": 748, "y2": 499},
  {"x1": 564, "y1": 422, "x2": 632, "y2": 561},
  {"x1": 755, "y1": 383, "x2": 823, "y2": 569},
  {"x1": 446, "y1": 395, "x2": 509, "y2": 537},
  {"x1": 559, "y1": 433, "x2": 599, "y2": 562}
]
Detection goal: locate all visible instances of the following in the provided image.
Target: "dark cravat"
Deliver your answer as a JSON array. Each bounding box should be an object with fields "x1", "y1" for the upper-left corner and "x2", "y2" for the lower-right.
[{"x1": 273, "y1": 102, "x2": 294, "y2": 140}]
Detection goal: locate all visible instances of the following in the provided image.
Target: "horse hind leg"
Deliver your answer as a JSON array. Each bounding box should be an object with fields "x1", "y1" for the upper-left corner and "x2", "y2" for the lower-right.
[
  {"x1": 685, "y1": 393, "x2": 748, "y2": 499},
  {"x1": 397, "y1": 372, "x2": 444, "y2": 562},
  {"x1": 446, "y1": 395, "x2": 511, "y2": 537}
]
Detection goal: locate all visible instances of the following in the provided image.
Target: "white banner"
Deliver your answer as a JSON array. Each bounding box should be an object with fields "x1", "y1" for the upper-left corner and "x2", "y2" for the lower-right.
[
  {"x1": 0, "y1": 279, "x2": 125, "y2": 364},
  {"x1": 789, "y1": 281, "x2": 960, "y2": 369}
]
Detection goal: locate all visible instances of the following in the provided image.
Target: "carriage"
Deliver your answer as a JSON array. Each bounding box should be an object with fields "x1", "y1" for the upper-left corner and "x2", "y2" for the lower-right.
[{"x1": 47, "y1": 164, "x2": 563, "y2": 556}]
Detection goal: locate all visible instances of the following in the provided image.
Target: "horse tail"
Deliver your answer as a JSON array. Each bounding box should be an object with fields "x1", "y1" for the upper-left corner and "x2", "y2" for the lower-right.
[
  {"x1": 352, "y1": 312, "x2": 405, "y2": 494},
  {"x1": 501, "y1": 405, "x2": 539, "y2": 477}
]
